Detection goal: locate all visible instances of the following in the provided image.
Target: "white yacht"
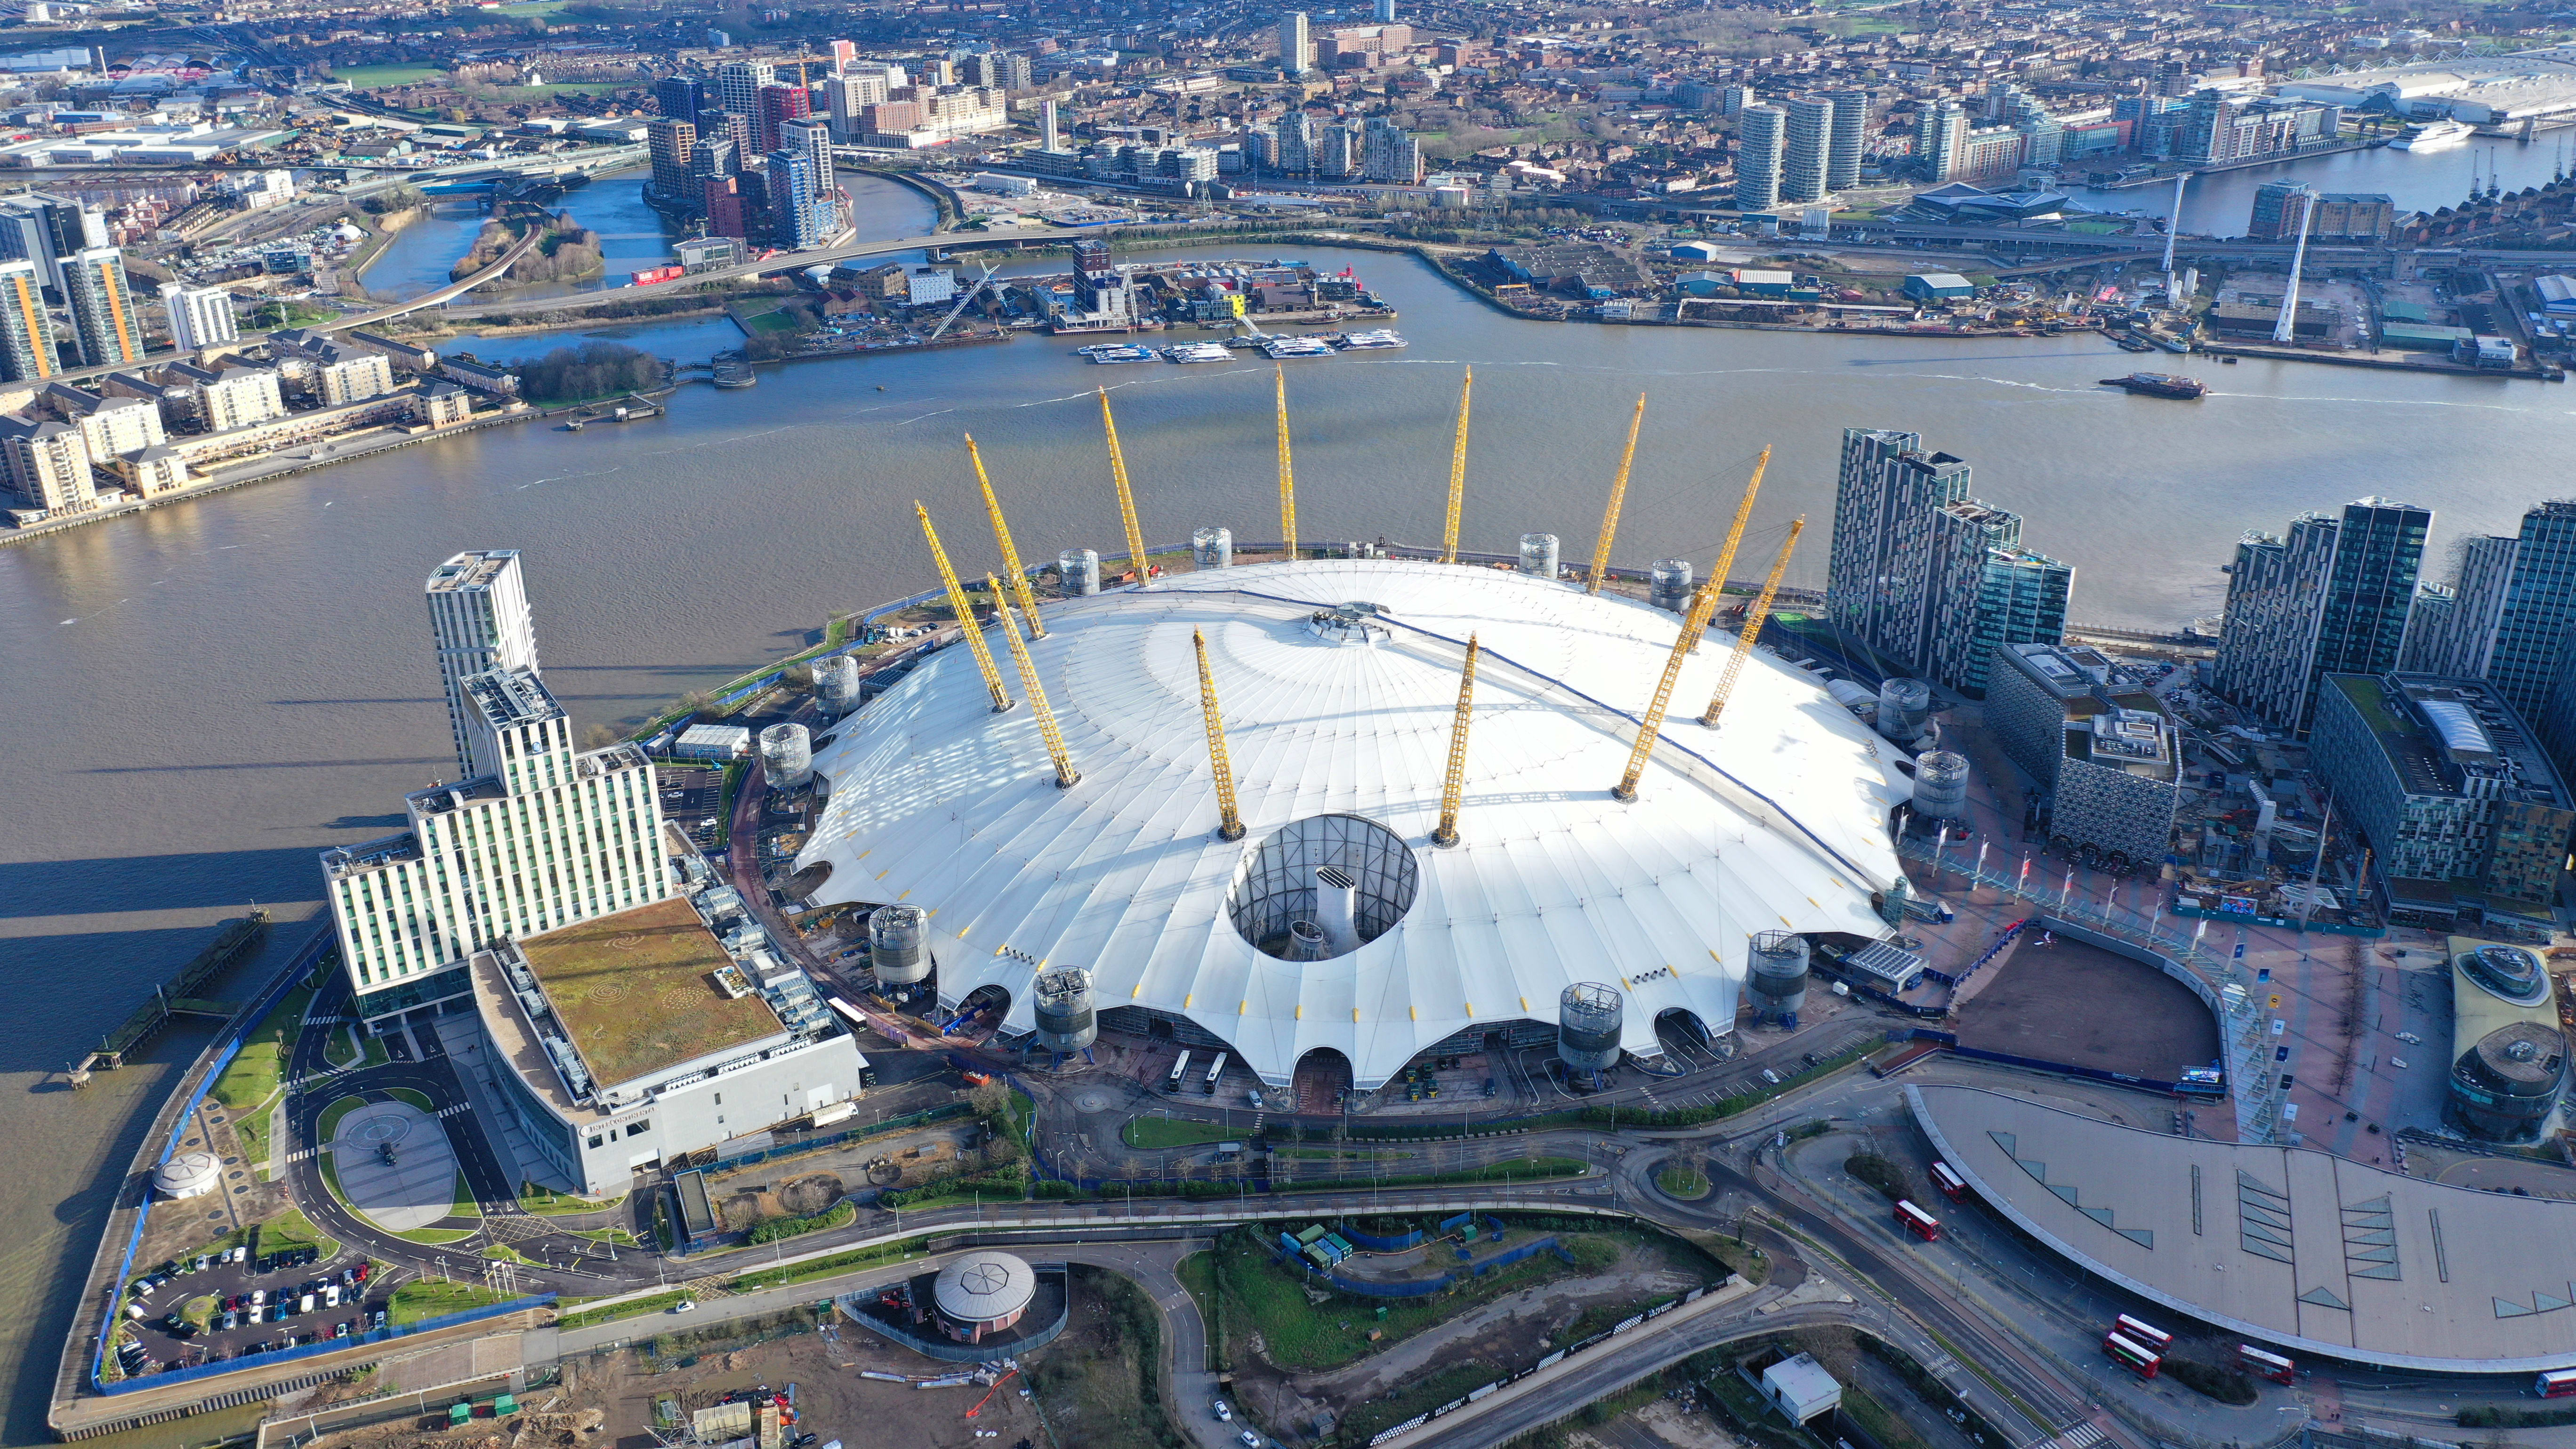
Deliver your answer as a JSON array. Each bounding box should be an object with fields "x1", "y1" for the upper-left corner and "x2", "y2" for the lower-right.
[{"x1": 2391, "y1": 120, "x2": 2472, "y2": 152}]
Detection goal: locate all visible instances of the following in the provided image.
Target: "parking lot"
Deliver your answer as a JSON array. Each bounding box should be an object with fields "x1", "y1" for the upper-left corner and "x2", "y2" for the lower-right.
[
  {"x1": 658, "y1": 766, "x2": 726, "y2": 849},
  {"x1": 115, "y1": 1245, "x2": 393, "y2": 1379}
]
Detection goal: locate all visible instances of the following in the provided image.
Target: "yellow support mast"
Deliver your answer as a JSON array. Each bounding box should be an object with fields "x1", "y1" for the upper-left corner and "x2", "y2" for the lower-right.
[
  {"x1": 1097, "y1": 388, "x2": 1152, "y2": 585},
  {"x1": 1699, "y1": 519, "x2": 1806, "y2": 729},
  {"x1": 989, "y1": 575, "x2": 1079, "y2": 788},
  {"x1": 1585, "y1": 394, "x2": 1645, "y2": 595},
  {"x1": 1275, "y1": 367, "x2": 1299, "y2": 563},
  {"x1": 1432, "y1": 634, "x2": 1481, "y2": 847},
  {"x1": 1681, "y1": 446, "x2": 1771, "y2": 656},
  {"x1": 1191, "y1": 629, "x2": 1245, "y2": 840},
  {"x1": 914, "y1": 501, "x2": 1014, "y2": 715},
  {"x1": 1613, "y1": 581, "x2": 1721, "y2": 802},
  {"x1": 1440, "y1": 367, "x2": 1472, "y2": 564},
  {"x1": 967, "y1": 433, "x2": 1044, "y2": 639}
]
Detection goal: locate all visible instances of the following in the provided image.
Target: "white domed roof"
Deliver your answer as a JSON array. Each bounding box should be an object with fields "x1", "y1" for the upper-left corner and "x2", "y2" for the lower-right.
[
  {"x1": 933, "y1": 1251, "x2": 1036, "y2": 1324},
  {"x1": 153, "y1": 1150, "x2": 221, "y2": 1199},
  {"x1": 799, "y1": 559, "x2": 1908, "y2": 1088}
]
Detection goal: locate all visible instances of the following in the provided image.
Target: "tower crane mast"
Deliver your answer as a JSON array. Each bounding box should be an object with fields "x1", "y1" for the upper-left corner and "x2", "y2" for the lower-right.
[
  {"x1": 1699, "y1": 519, "x2": 1805, "y2": 728},
  {"x1": 914, "y1": 502, "x2": 1013, "y2": 714},
  {"x1": 1586, "y1": 395, "x2": 1645, "y2": 595}
]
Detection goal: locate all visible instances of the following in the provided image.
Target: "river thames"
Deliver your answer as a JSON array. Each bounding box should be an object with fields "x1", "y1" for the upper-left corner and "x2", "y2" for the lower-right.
[{"x1": 2, "y1": 179, "x2": 2574, "y2": 1441}]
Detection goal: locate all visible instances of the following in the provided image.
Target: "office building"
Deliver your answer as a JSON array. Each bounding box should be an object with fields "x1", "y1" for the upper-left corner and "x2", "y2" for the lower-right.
[
  {"x1": 2211, "y1": 498, "x2": 2431, "y2": 733},
  {"x1": 62, "y1": 247, "x2": 137, "y2": 368},
  {"x1": 2177, "y1": 91, "x2": 2341, "y2": 165},
  {"x1": 2403, "y1": 533, "x2": 2520, "y2": 678},
  {"x1": 1735, "y1": 104, "x2": 1785, "y2": 210},
  {"x1": 1916, "y1": 101, "x2": 1966, "y2": 183},
  {"x1": 160, "y1": 284, "x2": 237, "y2": 354},
  {"x1": 2310, "y1": 672, "x2": 2574, "y2": 928},
  {"x1": 713, "y1": 59, "x2": 775, "y2": 126},
  {"x1": 1375, "y1": 0, "x2": 1395, "y2": 19},
  {"x1": 2487, "y1": 502, "x2": 2576, "y2": 727},
  {"x1": 1069, "y1": 238, "x2": 1132, "y2": 323},
  {"x1": 1988, "y1": 642, "x2": 2181, "y2": 869},
  {"x1": 654, "y1": 75, "x2": 704, "y2": 129},
  {"x1": 426, "y1": 549, "x2": 540, "y2": 779},
  {"x1": 1280, "y1": 11, "x2": 1312, "y2": 74},
  {"x1": 1781, "y1": 96, "x2": 1833, "y2": 203},
  {"x1": 0, "y1": 192, "x2": 103, "y2": 294},
  {"x1": 1827, "y1": 429, "x2": 2070, "y2": 698},
  {"x1": 0, "y1": 257, "x2": 51, "y2": 382},
  {"x1": 0, "y1": 413, "x2": 93, "y2": 515},
  {"x1": 2248, "y1": 182, "x2": 2393, "y2": 242},
  {"x1": 646, "y1": 118, "x2": 696, "y2": 207},
  {"x1": 1823, "y1": 88, "x2": 1868, "y2": 191},
  {"x1": 755, "y1": 80, "x2": 811, "y2": 156},
  {"x1": 321, "y1": 667, "x2": 670, "y2": 1027}
]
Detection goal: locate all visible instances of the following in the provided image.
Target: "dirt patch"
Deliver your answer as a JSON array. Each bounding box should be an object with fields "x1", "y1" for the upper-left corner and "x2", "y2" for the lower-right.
[
  {"x1": 777, "y1": 1172, "x2": 844, "y2": 1216},
  {"x1": 1954, "y1": 935, "x2": 2221, "y2": 1082}
]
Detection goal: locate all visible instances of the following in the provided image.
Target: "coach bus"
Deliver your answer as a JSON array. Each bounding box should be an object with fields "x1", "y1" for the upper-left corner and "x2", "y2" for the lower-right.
[
  {"x1": 2113, "y1": 1316, "x2": 2174, "y2": 1354},
  {"x1": 2104, "y1": 1333, "x2": 2161, "y2": 1380},
  {"x1": 2238, "y1": 1345, "x2": 2294, "y2": 1385},
  {"x1": 1166, "y1": 1051, "x2": 1193, "y2": 1094},
  {"x1": 1894, "y1": 1200, "x2": 1940, "y2": 1241},
  {"x1": 1929, "y1": 1161, "x2": 1968, "y2": 1201},
  {"x1": 1203, "y1": 1053, "x2": 1230, "y2": 1094},
  {"x1": 2536, "y1": 1368, "x2": 2576, "y2": 1398}
]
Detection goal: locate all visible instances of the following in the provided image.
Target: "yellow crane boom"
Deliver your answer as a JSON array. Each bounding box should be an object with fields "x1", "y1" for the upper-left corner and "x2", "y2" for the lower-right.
[
  {"x1": 1440, "y1": 367, "x2": 1472, "y2": 564},
  {"x1": 1275, "y1": 366, "x2": 1298, "y2": 563},
  {"x1": 1586, "y1": 394, "x2": 1646, "y2": 595},
  {"x1": 1682, "y1": 446, "x2": 1771, "y2": 656},
  {"x1": 915, "y1": 502, "x2": 1013, "y2": 714},
  {"x1": 1613, "y1": 580, "x2": 1721, "y2": 801},
  {"x1": 1192, "y1": 628, "x2": 1245, "y2": 840},
  {"x1": 1699, "y1": 519, "x2": 1805, "y2": 728},
  {"x1": 1432, "y1": 634, "x2": 1481, "y2": 847},
  {"x1": 989, "y1": 575, "x2": 1079, "y2": 788},
  {"x1": 967, "y1": 433, "x2": 1044, "y2": 639},
  {"x1": 1097, "y1": 388, "x2": 1151, "y2": 585}
]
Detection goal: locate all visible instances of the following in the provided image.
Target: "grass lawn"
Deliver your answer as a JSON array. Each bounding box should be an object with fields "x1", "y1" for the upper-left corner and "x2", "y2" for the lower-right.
[
  {"x1": 1657, "y1": 1163, "x2": 1712, "y2": 1199},
  {"x1": 333, "y1": 64, "x2": 443, "y2": 87},
  {"x1": 316, "y1": 1095, "x2": 366, "y2": 1143},
  {"x1": 450, "y1": 1170, "x2": 480, "y2": 1218},
  {"x1": 234, "y1": 1104, "x2": 273, "y2": 1178},
  {"x1": 388, "y1": 1280, "x2": 514, "y2": 1326},
  {"x1": 258, "y1": 1208, "x2": 338, "y2": 1262},
  {"x1": 1338, "y1": 1363, "x2": 1499, "y2": 1446},
  {"x1": 210, "y1": 983, "x2": 314, "y2": 1111},
  {"x1": 180, "y1": 1295, "x2": 218, "y2": 1332},
  {"x1": 482, "y1": 1243, "x2": 536, "y2": 1264},
  {"x1": 388, "y1": 1087, "x2": 435, "y2": 1112},
  {"x1": 555, "y1": 1290, "x2": 691, "y2": 1330},
  {"x1": 322, "y1": 1029, "x2": 356, "y2": 1069},
  {"x1": 1121, "y1": 1116, "x2": 1240, "y2": 1149},
  {"x1": 727, "y1": 1233, "x2": 934, "y2": 1294},
  {"x1": 740, "y1": 309, "x2": 799, "y2": 336},
  {"x1": 522, "y1": 1182, "x2": 626, "y2": 1215}
]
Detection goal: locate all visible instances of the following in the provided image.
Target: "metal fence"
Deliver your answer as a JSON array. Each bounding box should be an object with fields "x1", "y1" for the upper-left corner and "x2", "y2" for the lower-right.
[{"x1": 99, "y1": 1295, "x2": 555, "y2": 1398}]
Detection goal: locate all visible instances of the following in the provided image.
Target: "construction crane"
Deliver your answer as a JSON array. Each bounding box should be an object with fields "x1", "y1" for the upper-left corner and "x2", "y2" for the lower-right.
[
  {"x1": 914, "y1": 501, "x2": 1013, "y2": 714},
  {"x1": 1683, "y1": 446, "x2": 1771, "y2": 655},
  {"x1": 1096, "y1": 388, "x2": 1152, "y2": 585},
  {"x1": 989, "y1": 575, "x2": 1079, "y2": 788},
  {"x1": 1613, "y1": 580, "x2": 1721, "y2": 802},
  {"x1": 1432, "y1": 634, "x2": 1481, "y2": 847},
  {"x1": 1192, "y1": 629, "x2": 1245, "y2": 840},
  {"x1": 1585, "y1": 394, "x2": 1646, "y2": 595},
  {"x1": 1698, "y1": 518, "x2": 1805, "y2": 729},
  {"x1": 929, "y1": 262, "x2": 997, "y2": 343},
  {"x1": 1440, "y1": 367, "x2": 1472, "y2": 564},
  {"x1": 1274, "y1": 366, "x2": 1298, "y2": 562},
  {"x1": 966, "y1": 435, "x2": 1045, "y2": 638}
]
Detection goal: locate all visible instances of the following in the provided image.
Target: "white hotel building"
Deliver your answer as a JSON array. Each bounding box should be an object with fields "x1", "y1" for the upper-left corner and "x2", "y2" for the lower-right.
[{"x1": 426, "y1": 549, "x2": 540, "y2": 780}]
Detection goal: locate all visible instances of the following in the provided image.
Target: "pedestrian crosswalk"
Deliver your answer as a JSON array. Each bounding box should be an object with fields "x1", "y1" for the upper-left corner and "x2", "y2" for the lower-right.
[
  {"x1": 435, "y1": 1103, "x2": 472, "y2": 1120},
  {"x1": 2034, "y1": 1421, "x2": 2107, "y2": 1449}
]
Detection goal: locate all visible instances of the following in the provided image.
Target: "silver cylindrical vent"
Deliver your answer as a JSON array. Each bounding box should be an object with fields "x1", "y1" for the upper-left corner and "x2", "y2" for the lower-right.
[
  {"x1": 758, "y1": 722, "x2": 812, "y2": 788},
  {"x1": 1030, "y1": 966, "x2": 1097, "y2": 1054},
  {"x1": 1912, "y1": 750, "x2": 1970, "y2": 822},
  {"x1": 1058, "y1": 548, "x2": 1100, "y2": 597},
  {"x1": 1649, "y1": 559, "x2": 1693, "y2": 613},
  {"x1": 816, "y1": 654, "x2": 862, "y2": 715},
  {"x1": 1877, "y1": 678, "x2": 1932, "y2": 741},
  {"x1": 1746, "y1": 930, "x2": 1811, "y2": 1014},
  {"x1": 1557, "y1": 982, "x2": 1625, "y2": 1071},
  {"x1": 1518, "y1": 532, "x2": 1560, "y2": 578},
  {"x1": 869, "y1": 903, "x2": 932, "y2": 985},
  {"x1": 1192, "y1": 526, "x2": 1233, "y2": 569}
]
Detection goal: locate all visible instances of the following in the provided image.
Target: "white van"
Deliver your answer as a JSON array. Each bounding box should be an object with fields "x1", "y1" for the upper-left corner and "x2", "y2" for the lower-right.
[
  {"x1": 324, "y1": 1284, "x2": 342, "y2": 1308},
  {"x1": 298, "y1": 1293, "x2": 316, "y2": 1315}
]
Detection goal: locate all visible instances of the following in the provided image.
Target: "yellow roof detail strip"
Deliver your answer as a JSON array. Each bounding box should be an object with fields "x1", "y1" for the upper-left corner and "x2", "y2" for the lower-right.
[
  {"x1": 1183, "y1": 993, "x2": 1194, "y2": 1008},
  {"x1": 1409, "y1": 1005, "x2": 1418, "y2": 1021}
]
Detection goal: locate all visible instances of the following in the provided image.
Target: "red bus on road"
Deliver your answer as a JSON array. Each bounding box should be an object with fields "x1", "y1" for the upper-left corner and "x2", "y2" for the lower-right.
[
  {"x1": 1895, "y1": 1200, "x2": 1940, "y2": 1241},
  {"x1": 2113, "y1": 1315, "x2": 2174, "y2": 1353},
  {"x1": 2238, "y1": 1346, "x2": 2294, "y2": 1385},
  {"x1": 2536, "y1": 1369, "x2": 2576, "y2": 1398},
  {"x1": 2105, "y1": 1334, "x2": 2161, "y2": 1379},
  {"x1": 1929, "y1": 1161, "x2": 1968, "y2": 1201}
]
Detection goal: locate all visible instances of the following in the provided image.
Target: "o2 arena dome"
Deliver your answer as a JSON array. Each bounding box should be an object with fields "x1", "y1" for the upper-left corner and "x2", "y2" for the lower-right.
[{"x1": 797, "y1": 556, "x2": 1911, "y2": 1089}]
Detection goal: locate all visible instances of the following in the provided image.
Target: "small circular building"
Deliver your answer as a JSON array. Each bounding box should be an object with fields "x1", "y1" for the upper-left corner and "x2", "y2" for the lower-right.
[
  {"x1": 153, "y1": 1150, "x2": 221, "y2": 1200},
  {"x1": 932, "y1": 1251, "x2": 1037, "y2": 1343}
]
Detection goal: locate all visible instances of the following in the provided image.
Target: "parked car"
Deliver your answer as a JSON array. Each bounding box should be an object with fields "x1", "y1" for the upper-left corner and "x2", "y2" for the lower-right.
[{"x1": 1212, "y1": 1400, "x2": 1232, "y2": 1422}]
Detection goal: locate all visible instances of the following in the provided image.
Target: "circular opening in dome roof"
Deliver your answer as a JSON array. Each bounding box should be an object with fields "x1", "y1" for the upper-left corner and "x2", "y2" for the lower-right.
[
  {"x1": 1227, "y1": 814, "x2": 1418, "y2": 961},
  {"x1": 2463, "y1": 943, "x2": 2548, "y2": 1006}
]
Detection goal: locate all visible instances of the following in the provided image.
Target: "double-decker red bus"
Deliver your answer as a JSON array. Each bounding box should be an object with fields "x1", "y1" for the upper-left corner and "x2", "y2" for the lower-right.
[
  {"x1": 2104, "y1": 1333, "x2": 2161, "y2": 1379},
  {"x1": 1894, "y1": 1200, "x2": 1940, "y2": 1241},
  {"x1": 2237, "y1": 1345, "x2": 2294, "y2": 1385},
  {"x1": 2536, "y1": 1368, "x2": 2576, "y2": 1399},
  {"x1": 1929, "y1": 1161, "x2": 1968, "y2": 1201},
  {"x1": 2113, "y1": 1315, "x2": 2174, "y2": 1354}
]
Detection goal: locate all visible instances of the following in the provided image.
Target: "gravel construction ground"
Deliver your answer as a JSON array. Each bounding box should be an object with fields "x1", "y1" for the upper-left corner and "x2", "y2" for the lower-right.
[{"x1": 1954, "y1": 935, "x2": 2221, "y2": 1083}]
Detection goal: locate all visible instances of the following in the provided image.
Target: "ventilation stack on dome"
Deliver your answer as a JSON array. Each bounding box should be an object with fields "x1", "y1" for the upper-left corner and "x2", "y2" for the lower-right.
[
  {"x1": 1030, "y1": 965, "x2": 1098, "y2": 1057},
  {"x1": 1058, "y1": 549, "x2": 1100, "y2": 597},
  {"x1": 1745, "y1": 930, "x2": 1811, "y2": 1026},
  {"x1": 869, "y1": 902, "x2": 932, "y2": 994},
  {"x1": 1910, "y1": 750, "x2": 1970, "y2": 829},
  {"x1": 816, "y1": 654, "x2": 862, "y2": 716},
  {"x1": 1558, "y1": 982, "x2": 1625, "y2": 1079},
  {"x1": 1876, "y1": 678, "x2": 1932, "y2": 745},
  {"x1": 1192, "y1": 527, "x2": 1233, "y2": 569},
  {"x1": 1649, "y1": 559, "x2": 1693, "y2": 612},
  {"x1": 1519, "y1": 533, "x2": 1560, "y2": 579},
  {"x1": 759, "y1": 722, "x2": 813, "y2": 789}
]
